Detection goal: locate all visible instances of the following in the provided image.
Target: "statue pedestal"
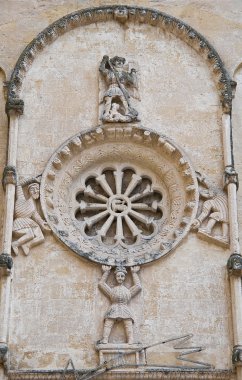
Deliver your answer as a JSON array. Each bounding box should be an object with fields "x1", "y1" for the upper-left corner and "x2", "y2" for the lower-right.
[
  {"x1": 197, "y1": 229, "x2": 229, "y2": 248},
  {"x1": 96, "y1": 343, "x2": 144, "y2": 366}
]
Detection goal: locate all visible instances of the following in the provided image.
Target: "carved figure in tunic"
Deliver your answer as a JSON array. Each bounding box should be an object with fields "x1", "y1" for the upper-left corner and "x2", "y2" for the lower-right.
[
  {"x1": 192, "y1": 187, "x2": 229, "y2": 243},
  {"x1": 12, "y1": 182, "x2": 50, "y2": 255},
  {"x1": 99, "y1": 55, "x2": 139, "y2": 123},
  {"x1": 98, "y1": 265, "x2": 141, "y2": 344}
]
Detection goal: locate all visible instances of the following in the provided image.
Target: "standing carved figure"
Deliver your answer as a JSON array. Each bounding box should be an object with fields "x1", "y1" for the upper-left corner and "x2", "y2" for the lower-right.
[
  {"x1": 99, "y1": 55, "x2": 139, "y2": 123},
  {"x1": 98, "y1": 265, "x2": 141, "y2": 344},
  {"x1": 12, "y1": 181, "x2": 50, "y2": 255},
  {"x1": 192, "y1": 176, "x2": 229, "y2": 244}
]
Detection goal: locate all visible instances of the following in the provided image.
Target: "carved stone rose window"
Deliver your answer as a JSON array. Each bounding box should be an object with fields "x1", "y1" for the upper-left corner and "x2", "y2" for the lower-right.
[
  {"x1": 75, "y1": 166, "x2": 163, "y2": 247},
  {"x1": 40, "y1": 125, "x2": 198, "y2": 266}
]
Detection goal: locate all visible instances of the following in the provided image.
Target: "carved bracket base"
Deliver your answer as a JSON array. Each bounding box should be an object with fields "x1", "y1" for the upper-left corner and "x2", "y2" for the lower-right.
[
  {"x1": 227, "y1": 254, "x2": 242, "y2": 276},
  {"x1": 96, "y1": 343, "x2": 144, "y2": 365},
  {"x1": 232, "y1": 345, "x2": 242, "y2": 366},
  {"x1": 197, "y1": 230, "x2": 229, "y2": 248}
]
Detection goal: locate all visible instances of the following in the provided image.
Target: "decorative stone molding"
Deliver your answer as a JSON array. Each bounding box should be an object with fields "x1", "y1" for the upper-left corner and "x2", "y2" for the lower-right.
[
  {"x1": 232, "y1": 345, "x2": 242, "y2": 366},
  {"x1": 7, "y1": 369, "x2": 232, "y2": 380},
  {"x1": 7, "y1": 6, "x2": 232, "y2": 114},
  {"x1": 2, "y1": 165, "x2": 17, "y2": 190},
  {"x1": 40, "y1": 125, "x2": 198, "y2": 266},
  {"x1": 224, "y1": 165, "x2": 239, "y2": 191},
  {"x1": 227, "y1": 254, "x2": 242, "y2": 276}
]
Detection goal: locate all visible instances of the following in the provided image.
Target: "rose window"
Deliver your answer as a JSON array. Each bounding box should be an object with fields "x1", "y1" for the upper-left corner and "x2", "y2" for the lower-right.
[
  {"x1": 41, "y1": 126, "x2": 198, "y2": 265},
  {"x1": 75, "y1": 167, "x2": 163, "y2": 247}
]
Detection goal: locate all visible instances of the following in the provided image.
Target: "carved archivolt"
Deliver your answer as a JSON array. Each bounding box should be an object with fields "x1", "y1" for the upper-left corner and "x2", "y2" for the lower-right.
[
  {"x1": 40, "y1": 125, "x2": 198, "y2": 266},
  {"x1": 7, "y1": 6, "x2": 232, "y2": 115}
]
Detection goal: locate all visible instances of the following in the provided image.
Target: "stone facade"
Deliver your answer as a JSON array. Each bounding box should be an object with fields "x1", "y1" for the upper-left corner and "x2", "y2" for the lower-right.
[{"x1": 0, "y1": 1, "x2": 242, "y2": 380}]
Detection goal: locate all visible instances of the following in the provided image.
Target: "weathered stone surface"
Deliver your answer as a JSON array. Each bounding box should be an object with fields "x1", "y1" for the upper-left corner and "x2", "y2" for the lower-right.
[{"x1": 0, "y1": 1, "x2": 242, "y2": 378}]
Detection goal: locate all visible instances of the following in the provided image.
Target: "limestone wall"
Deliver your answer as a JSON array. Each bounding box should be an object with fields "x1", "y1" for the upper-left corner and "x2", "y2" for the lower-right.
[{"x1": 0, "y1": 0, "x2": 242, "y2": 376}]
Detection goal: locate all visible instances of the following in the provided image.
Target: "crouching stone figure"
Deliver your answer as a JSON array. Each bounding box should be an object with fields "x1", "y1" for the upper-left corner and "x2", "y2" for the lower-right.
[{"x1": 12, "y1": 180, "x2": 50, "y2": 255}]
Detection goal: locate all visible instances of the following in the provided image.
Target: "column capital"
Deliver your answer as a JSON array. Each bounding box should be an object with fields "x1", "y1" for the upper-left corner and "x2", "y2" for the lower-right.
[{"x1": 227, "y1": 254, "x2": 242, "y2": 276}]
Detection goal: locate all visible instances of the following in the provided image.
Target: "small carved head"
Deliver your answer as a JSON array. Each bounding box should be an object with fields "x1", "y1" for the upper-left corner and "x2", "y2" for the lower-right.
[
  {"x1": 199, "y1": 188, "x2": 215, "y2": 199},
  {"x1": 114, "y1": 7, "x2": 128, "y2": 23},
  {"x1": 111, "y1": 103, "x2": 120, "y2": 112},
  {"x1": 28, "y1": 183, "x2": 40, "y2": 199},
  {"x1": 110, "y1": 56, "x2": 126, "y2": 68},
  {"x1": 115, "y1": 266, "x2": 127, "y2": 284}
]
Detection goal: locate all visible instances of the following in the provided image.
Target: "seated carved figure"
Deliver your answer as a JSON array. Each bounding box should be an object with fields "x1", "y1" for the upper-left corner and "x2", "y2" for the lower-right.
[
  {"x1": 12, "y1": 182, "x2": 50, "y2": 255},
  {"x1": 98, "y1": 265, "x2": 141, "y2": 344}
]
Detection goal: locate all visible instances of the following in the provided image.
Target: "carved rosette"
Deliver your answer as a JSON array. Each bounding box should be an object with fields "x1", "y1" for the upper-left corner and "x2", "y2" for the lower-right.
[{"x1": 40, "y1": 125, "x2": 198, "y2": 266}]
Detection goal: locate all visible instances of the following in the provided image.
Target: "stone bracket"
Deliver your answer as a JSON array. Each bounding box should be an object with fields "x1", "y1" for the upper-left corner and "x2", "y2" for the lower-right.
[
  {"x1": 224, "y1": 165, "x2": 239, "y2": 191},
  {"x1": 2, "y1": 165, "x2": 17, "y2": 190},
  {"x1": 96, "y1": 343, "x2": 144, "y2": 366},
  {"x1": 232, "y1": 345, "x2": 242, "y2": 366},
  {"x1": 227, "y1": 254, "x2": 242, "y2": 276}
]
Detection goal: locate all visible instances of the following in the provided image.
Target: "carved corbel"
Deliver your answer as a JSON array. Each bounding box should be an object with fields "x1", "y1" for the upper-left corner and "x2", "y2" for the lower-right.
[
  {"x1": 5, "y1": 96, "x2": 24, "y2": 115},
  {"x1": 232, "y1": 345, "x2": 242, "y2": 366},
  {"x1": 0, "y1": 343, "x2": 8, "y2": 370},
  {"x1": 2, "y1": 165, "x2": 17, "y2": 190},
  {"x1": 224, "y1": 165, "x2": 239, "y2": 191},
  {"x1": 0, "y1": 254, "x2": 13, "y2": 276},
  {"x1": 227, "y1": 254, "x2": 242, "y2": 276}
]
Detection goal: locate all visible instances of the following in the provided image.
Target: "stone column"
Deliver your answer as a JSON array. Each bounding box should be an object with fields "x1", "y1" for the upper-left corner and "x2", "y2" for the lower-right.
[
  {"x1": 0, "y1": 98, "x2": 23, "y2": 375},
  {"x1": 222, "y1": 113, "x2": 242, "y2": 380}
]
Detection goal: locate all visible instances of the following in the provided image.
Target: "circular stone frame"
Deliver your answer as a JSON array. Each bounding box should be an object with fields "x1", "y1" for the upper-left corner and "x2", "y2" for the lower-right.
[{"x1": 40, "y1": 125, "x2": 199, "y2": 266}]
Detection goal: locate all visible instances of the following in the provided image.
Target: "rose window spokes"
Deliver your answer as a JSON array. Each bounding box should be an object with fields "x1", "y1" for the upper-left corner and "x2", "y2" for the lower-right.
[{"x1": 75, "y1": 167, "x2": 163, "y2": 247}]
